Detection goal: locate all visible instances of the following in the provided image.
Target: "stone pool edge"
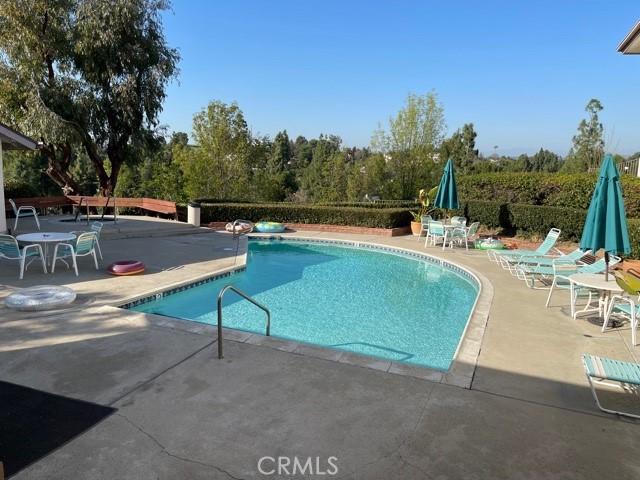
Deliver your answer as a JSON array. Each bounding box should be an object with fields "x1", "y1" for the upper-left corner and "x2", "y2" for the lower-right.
[{"x1": 116, "y1": 235, "x2": 493, "y2": 389}]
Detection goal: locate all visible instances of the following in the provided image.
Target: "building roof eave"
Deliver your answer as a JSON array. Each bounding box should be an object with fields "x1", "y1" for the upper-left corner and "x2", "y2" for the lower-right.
[
  {"x1": 0, "y1": 122, "x2": 37, "y2": 150},
  {"x1": 618, "y1": 20, "x2": 640, "y2": 54}
]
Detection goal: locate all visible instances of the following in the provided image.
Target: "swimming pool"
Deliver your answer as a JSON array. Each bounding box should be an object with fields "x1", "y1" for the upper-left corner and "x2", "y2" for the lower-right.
[{"x1": 129, "y1": 240, "x2": 479, "y2": 371}]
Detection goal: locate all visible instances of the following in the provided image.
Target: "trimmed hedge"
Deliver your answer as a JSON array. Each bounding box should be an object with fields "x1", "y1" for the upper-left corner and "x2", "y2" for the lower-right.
[
  {"x1": 315, "y1": 200, "x2": 420, "y2": 209},
  {"x1": 177, "y1": 199, "x2": 640, "y2": 258},
  {"x1": 190, "y1": 202, "x2": 413, "y2": 229},
  {"x1": 454, "y1": 200, "x2": 640, "y2": 258},
  {"x1": 457, "y1": 173, "x2": 640, "y2": 218},
  {"x1": 195, "y1": 199, "x2": 420, "y2": 209}
]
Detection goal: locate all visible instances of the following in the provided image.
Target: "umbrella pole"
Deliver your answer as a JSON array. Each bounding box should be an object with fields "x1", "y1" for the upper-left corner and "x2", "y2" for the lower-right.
[{"x1": 604, "y1": 251, "x2": 610, "y2": 282}]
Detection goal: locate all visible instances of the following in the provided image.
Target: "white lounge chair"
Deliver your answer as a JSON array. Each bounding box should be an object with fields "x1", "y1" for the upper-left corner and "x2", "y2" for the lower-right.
[
  {"x1": 514, "y1": 248, "x2": 591, "y2": 286},
  {"x1": 0, "y1": 234, "x2": 47, "y2": 279},
  {"x1": 9, "y1": 199, "x2": 40, "y2": 232},
  {"x1": 488, "y1": 228, "x2": 561, "y2": 266},
  {"x1": 51, "y1": 232, "x2": 100, "y2": 276},
  {"x1": 582, "y1": 354, "x2": 640, "y2": 419}
]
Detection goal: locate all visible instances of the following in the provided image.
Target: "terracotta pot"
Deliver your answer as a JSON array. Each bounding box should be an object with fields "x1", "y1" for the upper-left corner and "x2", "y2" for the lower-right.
[{"x1": 410, "y1": 221, "x2": 422, "y2": 236}]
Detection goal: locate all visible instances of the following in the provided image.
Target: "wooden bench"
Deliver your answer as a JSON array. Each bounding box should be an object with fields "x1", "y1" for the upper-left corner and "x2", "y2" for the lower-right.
[
  {"x1": 141, "y1": 198, "x2": 178, "y2": 218},
  {"x1": 5, "y1": 196, "x2": 177, "y2": 220}
]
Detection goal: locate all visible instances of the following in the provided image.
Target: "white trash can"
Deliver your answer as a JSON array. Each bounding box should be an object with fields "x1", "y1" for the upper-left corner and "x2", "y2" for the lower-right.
[{"x1": 187, "y1": 202, "x2": 201, "y2": 227}]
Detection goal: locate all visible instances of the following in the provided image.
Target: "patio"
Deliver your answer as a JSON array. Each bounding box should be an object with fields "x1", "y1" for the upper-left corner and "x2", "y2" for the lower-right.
[{"x1": 1, "y1": 225, "x2": 639, "y2": 479}]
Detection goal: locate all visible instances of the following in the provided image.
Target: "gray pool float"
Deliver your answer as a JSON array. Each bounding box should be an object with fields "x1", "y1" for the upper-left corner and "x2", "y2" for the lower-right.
[{"x1": 5, "y1": 285, "x2": 77, "y2": 311}]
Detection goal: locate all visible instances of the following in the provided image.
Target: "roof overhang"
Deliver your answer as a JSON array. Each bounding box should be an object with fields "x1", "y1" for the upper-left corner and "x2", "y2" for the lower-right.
[
  {"x1": 0, "y1": 122, "x2": 37, "y2": 150},
  {"x1": 618, "y1": 21, "x2": 640, "y2": 54}
]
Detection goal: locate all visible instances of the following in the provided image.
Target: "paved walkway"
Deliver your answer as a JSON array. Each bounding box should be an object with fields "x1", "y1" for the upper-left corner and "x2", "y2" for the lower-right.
[{"x1": 1, "y1": 227, "x2": 638, "y2": 479}]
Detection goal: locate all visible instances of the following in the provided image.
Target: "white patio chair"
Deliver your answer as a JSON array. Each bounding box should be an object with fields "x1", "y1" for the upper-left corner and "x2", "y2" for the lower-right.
[
  {"x1": 90, "y1": 221, "x2": 104, "y2": 260},
  {"x1": 450, "y1": 216, "x2": 467, "y2": 227},
  {"x1": 417, "y1": 215, "x2": 432, "y2": 242},
  {"x1": 9, "y1": 199, "x2": 40, "y2": 231},
  {"x1": 545, "y1": 255, "x2": 620, "y2": 308},
  {"x1": 603, "y1": 270, "x2": 640, "y2": 346},
  {"x1": 425, "y1": 220, "x2": 447, "y2": 249},
  {"x1": 450, "y1": 222, "x2": 480, "y2": 251},
  {"x1": 51, "y1": 232, "x2": 99, "y2": 276},
  {"x1": 70, "y1": 221, "x2": 104, "y2": 260},
  {"x1": 0, "y1": 233, "x2": 47, "y2": 279}
]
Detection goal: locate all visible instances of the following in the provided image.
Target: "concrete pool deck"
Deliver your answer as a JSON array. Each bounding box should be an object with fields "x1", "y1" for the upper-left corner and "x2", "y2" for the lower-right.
[{"x1": 1, "y1": 224, "x2": 639, "y2": 479}]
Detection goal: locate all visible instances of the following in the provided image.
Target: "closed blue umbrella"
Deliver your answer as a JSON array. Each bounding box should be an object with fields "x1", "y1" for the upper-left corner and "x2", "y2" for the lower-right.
[
  {"x1": 434, "y1": 158, "x2": 459, "y2": 210},
  {"x1": 579, "y1": 154, "x2": 631, "y2": 280}
]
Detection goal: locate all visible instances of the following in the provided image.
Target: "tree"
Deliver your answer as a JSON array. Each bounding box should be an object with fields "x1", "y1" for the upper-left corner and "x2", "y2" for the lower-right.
[
  {"x1": 562, "y1": 99, "x2": 604, "y2": 173},
  {"x1": 371, "y1": 92, "x2": 446, "y2": 198},
  {"x1": 529, "y1": 148, "x2": 562, "y2": 172},
  {"x1": 0, "y1": 0, "x2": 179, "y2": 195},
  {"x1": 440, "y1": 123, "x2": 478, "y2": 174},
  {"x1": 268, "y1": 130, "x2": 291, "y2": 173},
  {"x1": 177, "y1": 101, "x2": 252, "y2": 200},
  {"x1": 291, "y1": 136, "x2": 313, "y2": 170}
]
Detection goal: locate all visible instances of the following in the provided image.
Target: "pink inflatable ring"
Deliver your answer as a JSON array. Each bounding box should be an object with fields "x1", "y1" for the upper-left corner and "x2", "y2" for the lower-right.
[{"x1": 107, "y1": 260, "x2": 145, "y2": 276}]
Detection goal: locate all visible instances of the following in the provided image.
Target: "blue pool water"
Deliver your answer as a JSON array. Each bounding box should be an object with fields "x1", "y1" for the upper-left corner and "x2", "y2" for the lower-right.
[{"x1": 130, "y1": 241, "x2": 478, "y2": 371}]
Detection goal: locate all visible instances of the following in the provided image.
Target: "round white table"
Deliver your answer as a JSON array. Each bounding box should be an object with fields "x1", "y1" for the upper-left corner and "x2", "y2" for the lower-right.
[
  {"x1": 569, "y1": 273, "x2": 623, "y2": 321},
  {"x1": 16, "y1": 232, "x2": 76, "y2": 269}
]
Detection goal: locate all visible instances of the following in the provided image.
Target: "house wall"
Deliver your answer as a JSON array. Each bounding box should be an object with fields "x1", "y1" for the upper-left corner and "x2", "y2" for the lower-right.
[{"x1": 0, "y1": 142, "x2": 6, "y2": 233}]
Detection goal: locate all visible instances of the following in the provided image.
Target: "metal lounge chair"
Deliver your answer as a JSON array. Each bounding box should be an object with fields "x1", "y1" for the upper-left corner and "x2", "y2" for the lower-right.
[
  {"x1": 51, "y1": 232, "x2": 100, "y2": 276},
  {"x1": 582, "y1": 354, "x2": 640, "y2": 419},
  {"x1": 9, "y1": 198, "x2": 40, "y2": 232},
  {"x1": 0, "y1": 234, "x2": 47, "y2": 279},
  {"x1": 489, "y1": 228, "x2": 561, "y2": 267},
  {"x1": 514, "y1": 248, "x2": 591, "y2": 284}
]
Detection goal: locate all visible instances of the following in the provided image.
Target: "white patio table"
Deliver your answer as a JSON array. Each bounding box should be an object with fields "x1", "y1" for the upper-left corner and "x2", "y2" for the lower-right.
[
  {"x1": 16, "y1": 232, "x2": 76, "y2": 269},
  {"x1": 569, "y1": 273, "x2": 623, "y2": 322}
]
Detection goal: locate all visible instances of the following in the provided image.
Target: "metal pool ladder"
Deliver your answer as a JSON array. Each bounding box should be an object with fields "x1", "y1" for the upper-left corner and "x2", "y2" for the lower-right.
[{"x1": 216, "y1": 285, "x2": 271, "y2": 359}]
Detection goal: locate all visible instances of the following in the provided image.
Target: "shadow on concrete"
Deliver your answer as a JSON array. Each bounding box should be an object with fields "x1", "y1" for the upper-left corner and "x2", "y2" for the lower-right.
[
  {"x1": 0, "y1": 380, "x2": 115, "y2": 478},
  {"x1": 2, "y1": 336, "x2": 638, "y2": 480}
]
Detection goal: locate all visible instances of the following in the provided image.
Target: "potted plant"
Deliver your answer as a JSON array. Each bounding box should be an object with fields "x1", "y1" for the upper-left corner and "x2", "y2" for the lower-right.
[{"x1": 410, "y1": 187, "x2": 438, "y2": 236}]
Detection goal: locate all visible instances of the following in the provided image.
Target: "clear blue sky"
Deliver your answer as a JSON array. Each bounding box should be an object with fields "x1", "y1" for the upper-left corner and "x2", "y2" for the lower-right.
[{"x1": 159, "y1": 1, "x2": 640, "y2": 156}]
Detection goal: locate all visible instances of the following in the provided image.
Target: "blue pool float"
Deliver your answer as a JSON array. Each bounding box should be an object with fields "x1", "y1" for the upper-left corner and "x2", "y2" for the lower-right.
[{"x1": 255, "y1": 221, "x2": 286, "y2": 233}]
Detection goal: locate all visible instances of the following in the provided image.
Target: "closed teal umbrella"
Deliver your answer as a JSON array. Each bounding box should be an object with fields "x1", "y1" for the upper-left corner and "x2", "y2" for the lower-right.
[
  {"x1": 434, "y1": 158, "x2": 459, "y2": 210},
  {"x1": 580, "y1": 154, "x2": 631, "y2": 280}
]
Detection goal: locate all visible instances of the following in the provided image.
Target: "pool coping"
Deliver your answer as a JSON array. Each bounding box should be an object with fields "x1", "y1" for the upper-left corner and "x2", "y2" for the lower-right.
[{"x1": 117, "y1": 235, "x2": 493, "y2": 389}]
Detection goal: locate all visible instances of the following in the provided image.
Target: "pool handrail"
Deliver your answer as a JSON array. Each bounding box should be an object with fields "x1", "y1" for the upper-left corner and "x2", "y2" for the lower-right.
[{"x1": 216, "y1": 285, "x2": 271, "y2": 359}]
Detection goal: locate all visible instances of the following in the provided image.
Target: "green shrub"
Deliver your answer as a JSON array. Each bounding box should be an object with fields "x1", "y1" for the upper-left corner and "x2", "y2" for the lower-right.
[
  {"x1": 195, "y1": 203, "x2": 413, "y2": 228},
  {"x1": 452, "y1": 200, "x2": 508, "y2": 229},
  {"x1": 509, "y1": 204, "x2": 587, "y2": 241},
  {"x1": 628, "y1": 219, "x2": 640, "y2": 259},
  {"x1": 457, "y1": 172, "x2": 640, "y2": 218}
]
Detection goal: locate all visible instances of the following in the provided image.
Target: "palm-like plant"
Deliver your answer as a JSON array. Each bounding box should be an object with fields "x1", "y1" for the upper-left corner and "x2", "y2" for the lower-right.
[{"x1": 411, "y1": 186, "x2": 439, "y2": 222}]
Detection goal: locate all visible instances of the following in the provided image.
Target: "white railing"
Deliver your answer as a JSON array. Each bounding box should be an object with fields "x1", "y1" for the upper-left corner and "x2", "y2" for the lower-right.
[{"x1": 618, "y1": 158, "x2": 640, "y2": 177}]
